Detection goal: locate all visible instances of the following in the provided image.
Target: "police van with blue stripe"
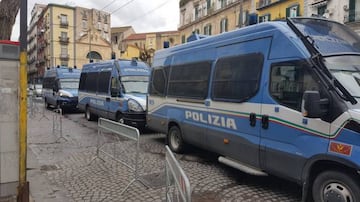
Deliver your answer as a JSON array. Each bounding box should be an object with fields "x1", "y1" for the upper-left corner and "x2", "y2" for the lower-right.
[
  {"x1": 43, "y1": 66, "x2": 81, "y2": 111},
  {"x1": 147, "y1": 17, "x2": 360, "y2": 201},
  {"x1": 78, "y1": 59, "x2": 150, "y2": 128}
]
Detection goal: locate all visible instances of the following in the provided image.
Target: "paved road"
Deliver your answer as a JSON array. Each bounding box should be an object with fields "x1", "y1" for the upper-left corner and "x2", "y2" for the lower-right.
[{"x1": 27, "y1": 100, "x2": 302, "y2": 202}]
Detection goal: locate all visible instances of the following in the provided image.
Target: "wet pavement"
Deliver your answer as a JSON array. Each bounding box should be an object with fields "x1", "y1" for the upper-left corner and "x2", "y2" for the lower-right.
[{"x1": 27, "y1": 99, "x2": 302, "y2": 202}]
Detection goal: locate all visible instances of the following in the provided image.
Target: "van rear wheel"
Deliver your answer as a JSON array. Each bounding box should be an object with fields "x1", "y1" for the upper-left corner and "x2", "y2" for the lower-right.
[
  {"x1": 167, "y1": 126, "x2": 185, "y2": 153},
  {"x1": 85, "y1": 106, "x2": 95, "y2": 121},
  {"x1": 312, "y1": 170, "x2": 360, "y2": 202}
]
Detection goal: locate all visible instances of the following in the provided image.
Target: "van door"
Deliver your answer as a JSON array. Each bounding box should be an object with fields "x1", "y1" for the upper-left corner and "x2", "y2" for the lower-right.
[
  {"x1": 260, "y1": 60, "x2": 330, "y2": 180},
  {"x1": 96, "y1": 70, "x2": 112, "y2": 118},
  {"x1": 206, "y1": 53, "x2": 264, "y2": 168}
]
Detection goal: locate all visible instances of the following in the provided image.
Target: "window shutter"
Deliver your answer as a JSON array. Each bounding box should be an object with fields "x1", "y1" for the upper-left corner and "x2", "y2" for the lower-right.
[{"x1": 286, "y1": 7, "x2": 290, "y2": 18}]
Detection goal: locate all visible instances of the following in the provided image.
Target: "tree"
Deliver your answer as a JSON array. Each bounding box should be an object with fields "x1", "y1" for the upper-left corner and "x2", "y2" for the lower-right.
[{"x1": 0, "y1": 0, "x2": 20, "y2": 40}]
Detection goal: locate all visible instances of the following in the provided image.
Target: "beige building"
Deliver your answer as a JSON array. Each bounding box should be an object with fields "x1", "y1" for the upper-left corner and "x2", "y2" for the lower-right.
[
  {"x1": 121, "y1": 31, "x2": 180, "y2": 65},
  {"x1": 28, "y1": 3, "x2": 112, "y2": 78},
  {"x1": 179, "y1": 0, "x2": 255, "y2": 43},
  {"x1": 74, "y1": 7, "x2": 112, "y2": 66},
  {"x1": 111, "y1": 26, "x2": 136, "y2": 59}
]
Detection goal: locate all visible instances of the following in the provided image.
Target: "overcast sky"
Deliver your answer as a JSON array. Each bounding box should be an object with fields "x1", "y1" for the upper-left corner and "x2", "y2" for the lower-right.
[{"x1": 11, "y1": 0, "x2": 180, "y2": 40}]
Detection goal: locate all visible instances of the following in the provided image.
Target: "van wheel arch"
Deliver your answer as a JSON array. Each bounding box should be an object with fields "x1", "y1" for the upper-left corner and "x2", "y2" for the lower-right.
[{"x1": 302, "y1": 158, "x2": 360, "y2": 201}]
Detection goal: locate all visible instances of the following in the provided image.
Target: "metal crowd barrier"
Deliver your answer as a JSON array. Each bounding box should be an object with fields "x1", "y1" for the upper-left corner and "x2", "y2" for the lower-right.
[
  {"x1": 90, "y1": 118, "x2": 146, "y2": 195},
  {"x1": 165, "y1": 145, "x2": 191, "y2": 202},
  {"x1": 52, "y1": 108, "x2": 66, "y2": 142}
]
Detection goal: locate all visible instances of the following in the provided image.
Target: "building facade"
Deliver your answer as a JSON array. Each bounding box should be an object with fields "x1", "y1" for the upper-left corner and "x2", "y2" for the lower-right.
[
  {"x1": 178, "y1": 0, "x2": 255, "y2": 43},
  {"x1": 111, "y1": 26, "x2": 136, "y2": 59},
  {"x1": 256, "y1": 0, "x2": 304, "y2": 21},
  {"x1": 28, "y1": 3, "x2": 112, "y2": 79},
  {"x1": 27, "y1": 3, "x2": 46, "y2": 82},
  {"x1": 121, "y1": 31, "x2": 180, "y2": 65}
]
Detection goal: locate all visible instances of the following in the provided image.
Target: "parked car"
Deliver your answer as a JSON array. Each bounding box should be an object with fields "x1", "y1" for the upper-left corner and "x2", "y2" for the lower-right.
[{"x1": 33, "y1": 84, "x2": 43, "y2": 97}]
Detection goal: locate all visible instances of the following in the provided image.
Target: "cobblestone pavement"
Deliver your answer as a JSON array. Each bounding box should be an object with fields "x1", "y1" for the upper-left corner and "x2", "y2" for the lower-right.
[{"x1": 27, "y1": 100, "x2": 302, "y2": 202}]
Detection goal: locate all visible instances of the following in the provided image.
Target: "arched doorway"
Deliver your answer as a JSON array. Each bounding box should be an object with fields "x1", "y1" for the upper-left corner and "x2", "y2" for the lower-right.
[{"x1": 87, "y1": 51, "x2": 102, "y2": 62}]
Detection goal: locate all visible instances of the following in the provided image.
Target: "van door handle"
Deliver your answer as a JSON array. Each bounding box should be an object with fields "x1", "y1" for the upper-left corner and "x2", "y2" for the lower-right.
[
  {"x1": 249, "y1": 113, "x2": 256, "y2": 127},
  {"x1": 106, "y1": 97, "x2": 110, "y2": 102},
  {"x1": 261, "y1": 115, "x2": 269, "y2": 129}
]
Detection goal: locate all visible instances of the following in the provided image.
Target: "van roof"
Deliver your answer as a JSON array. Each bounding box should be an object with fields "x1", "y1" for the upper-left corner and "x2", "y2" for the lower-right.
[
  {"x1": 81, "y1": 59, "x2": 150, "y2": 76},
  {"x1": 44, "y1": 66, "x2": 81, "y2": 78}
]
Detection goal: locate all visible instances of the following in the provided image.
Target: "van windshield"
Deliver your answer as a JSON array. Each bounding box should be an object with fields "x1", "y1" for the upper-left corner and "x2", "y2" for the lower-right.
[
  {"x1": 291, "y1": 18, "x2": 360, "y2": 55},
  {"x1": 59, "y1": 78, "x2": 79, "y2": 89},
  {"x1": 121, "y1": 76, "x2": 149, "y2": 94},
  {"x1": 325, "y1": 55, "x2": 360, "y2": 98}
]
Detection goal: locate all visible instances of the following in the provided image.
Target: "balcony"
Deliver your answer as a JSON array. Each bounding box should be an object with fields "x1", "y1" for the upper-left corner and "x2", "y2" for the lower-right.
[
  {"x1": 60, "y1": 20, "x2": 69, "y2": 28},
  {"x1": 256, "y1": 0, "x2": 286, "y2": 10},
  {"x1": 59, "y1": 53, "x2": 69, "y2": 60},
  {"x1": 59, "y1": 36, "x2": 69, "y2": 44}
]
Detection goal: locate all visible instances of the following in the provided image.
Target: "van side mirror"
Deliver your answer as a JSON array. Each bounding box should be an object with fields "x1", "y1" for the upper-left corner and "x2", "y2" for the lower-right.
[
  {"x1": 301, "y1": 91, "x2": 328, "y2": 118},
  {"x1": 53, "y1": 85, "x2": 59, "y2": 92}
]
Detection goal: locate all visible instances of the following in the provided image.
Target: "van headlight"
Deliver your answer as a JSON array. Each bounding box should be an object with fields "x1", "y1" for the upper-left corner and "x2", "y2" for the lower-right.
[
  {"x1": 59, "y1": 92, "x2": 69, "y2": 98},
  {"x1": 128, "y1": 99, "x2": 144, "y2": 112}
]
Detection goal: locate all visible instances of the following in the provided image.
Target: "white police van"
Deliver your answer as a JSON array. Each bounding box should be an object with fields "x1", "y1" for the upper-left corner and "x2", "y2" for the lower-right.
[
  {"x1": 78, "y1": 59, "x2": 150, "y2": 129},
  {"x1": 147, "y1": 17, "x2": 360, "y2": 201}
]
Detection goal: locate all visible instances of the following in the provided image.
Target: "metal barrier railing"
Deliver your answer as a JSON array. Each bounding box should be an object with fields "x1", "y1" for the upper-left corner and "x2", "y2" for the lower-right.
[
  {"x1": 165, "y1": 145, "x2": 191, "y2": 202},
  {"x1": 52, "y1": 108, "x2": 66, "y2": 143},
  {"x1": 89, "y1": 118, "x2": 147, "y2": 195}
]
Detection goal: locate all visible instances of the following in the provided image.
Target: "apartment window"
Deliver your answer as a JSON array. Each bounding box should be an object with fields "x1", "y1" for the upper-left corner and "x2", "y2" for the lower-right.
[
  {"x1": 82, "y1": 20, "x2": 87, "y2": 29},
  {"x1": 61, "y1": 45, "x2": 68, "y2": 55},
  {"x1": 286, "y1": 5, "x2": 300, "y2": 18},
  {"x1": 60, "y1": 14, "x2": 68, "y2": 27},
  {"x1": 219, "y1": 0, "x2": 226, "y2": 8},
  {"x1": 317, "y1": 5, "x2": 327, "y2": 16},
  {"x1": 104, "y1": 24, "x2": 109, "y2": 32},
  {"x1": 212, "y1": 53, "x2": 264, "y2": 102},
  {"x1": 220, "y1": 18, "x2": 228, "y2": 33},
  {"x1": 181, "y1": 35, "x2": 186, "y2": 44},
  {"x1": 207, "y1": 0, "x2": 212, "y2": 9},
  {"x1": 194, "y1": 5, "x2": 200, "y2": 20},
  {"x1": 204, "y1": 24, "x2": 212, "y2": 35},
  {"x1": 259, "y1": 14, "x2": 271, "y2": 23},
  {"x1": 61, "y1": 32, "x2": 67, "y2": 39}
]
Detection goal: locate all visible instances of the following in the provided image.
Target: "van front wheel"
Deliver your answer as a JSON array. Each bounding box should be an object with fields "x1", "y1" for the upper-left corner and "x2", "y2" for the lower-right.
[
  {"x1": 312, "y1": 170, "x2": 360, "y2": 202},
  {"x1": 167, "y1": 126, "x2": 185, "y2": 153},
  {"x1": 85, "y1": 106, "x2": 95, "y2": 121}
]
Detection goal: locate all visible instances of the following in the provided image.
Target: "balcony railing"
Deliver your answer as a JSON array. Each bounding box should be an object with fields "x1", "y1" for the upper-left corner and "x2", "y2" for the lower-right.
[
  {"x1": 60, "y1": 20, "x2": 69, "y2": 28},
  {"x1": 59, "y1": 36, "x2": 69, "y2": 44},
  {"x1": 59, "y1": 54, "x2": 69, "y2": 60},
  {"x1": 256, "y1": 0, "x2": 283, "y2": 10}
]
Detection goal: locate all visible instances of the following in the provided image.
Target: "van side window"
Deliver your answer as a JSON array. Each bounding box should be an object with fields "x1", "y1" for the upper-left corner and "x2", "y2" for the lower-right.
[
  {"x1": 97, "y1": 71, "x2": 111, "y2": 93},
  {"x1": 212, "y1": 53, "x2": 263, "y2": 102},
  {"x1": 111, "y1": 77, "x2": 120, "y2": 93},
  {"x1": 85, "y1": 72, "x2": 98, "y2": 92},
  {"x1": 168, "y1": 61, "x2": 211, "y2": 99},
  {"x1": 270, "y1": 61, "x2": 321, "y2": 111},
  {"x1": 79, "y1": 73, "x2": 86, "y2": 90},
  {"x1": 149, "y1": 67, "x2": 168, "y2": 96}
]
